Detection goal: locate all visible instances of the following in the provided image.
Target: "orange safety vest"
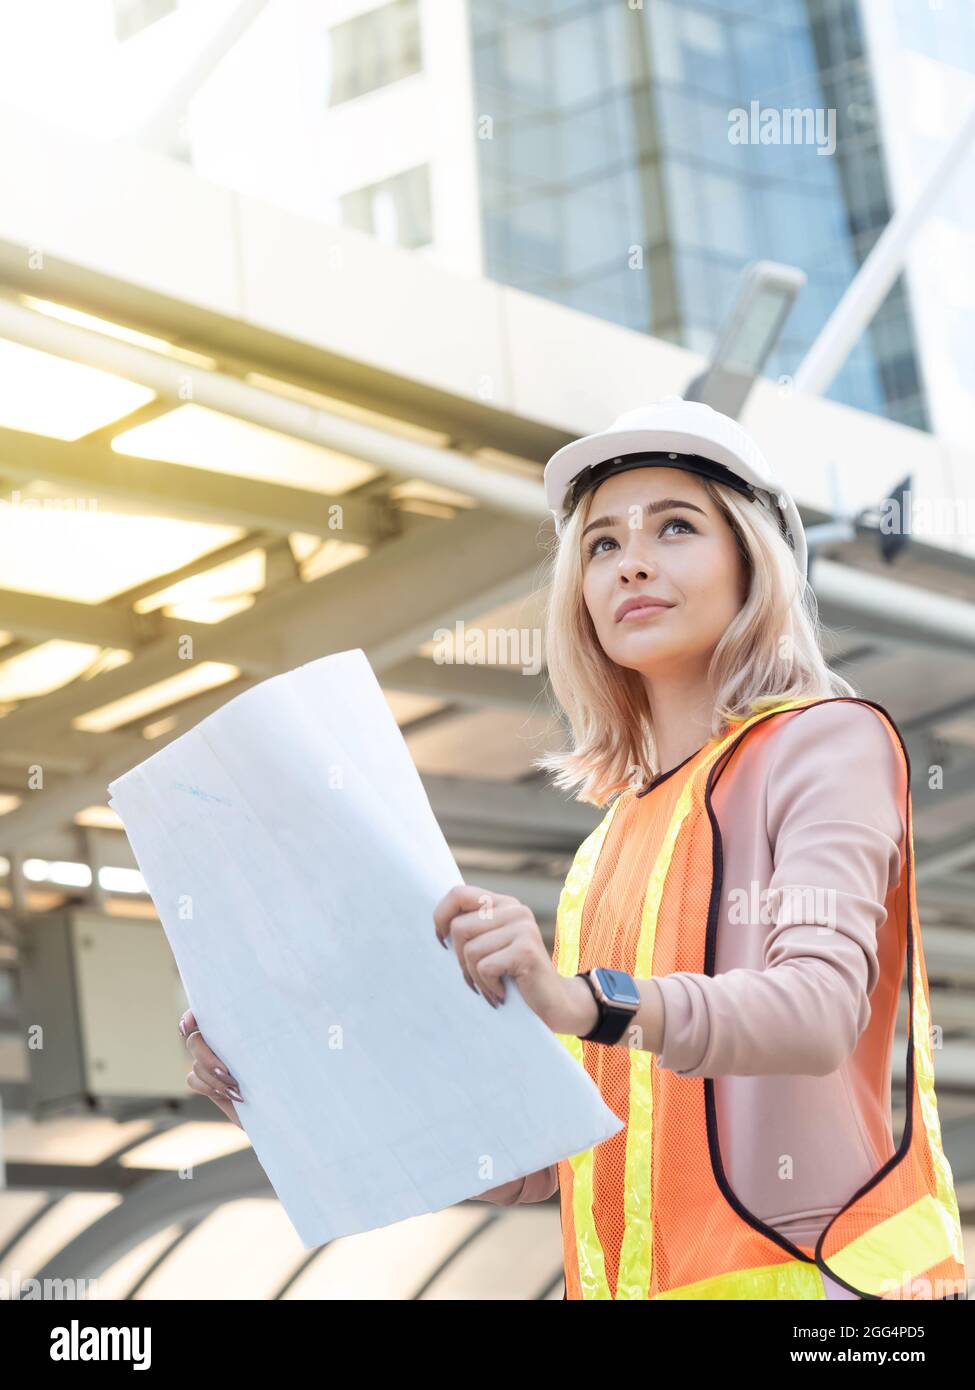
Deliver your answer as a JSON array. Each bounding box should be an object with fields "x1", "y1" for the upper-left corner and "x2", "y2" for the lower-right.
[{"x1": 552, "y1": 696, "x2": 967, "y2": 1300}]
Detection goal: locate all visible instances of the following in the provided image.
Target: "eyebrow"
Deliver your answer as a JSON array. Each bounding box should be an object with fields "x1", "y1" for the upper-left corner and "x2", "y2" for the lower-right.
[{"x1": 581, "y1": 498, "x2": 708, "y2": 539}]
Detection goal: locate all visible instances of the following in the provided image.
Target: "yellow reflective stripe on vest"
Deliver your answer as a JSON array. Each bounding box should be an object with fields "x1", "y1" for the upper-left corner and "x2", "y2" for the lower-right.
[
  {"x1": 826, "y1": 900, "x2": 965, "y2": 1297},
  {"x1": 909, "y1": 910, "x2": 965, "y2": 1269},
  {"x1": 616, "y1": 699, "x2": 823, "y2": 1299},
  {"x1": 653, "y1": 1260, "x2": 827, "y2": 1300},
  {"x1": 819, "y1": 709, "x2": 963, "y2": 1295},
  {"x1": 559, "y1": 696, "x2": 851, "y2": 1300},
  {"x1": 554, "y1": 795, "x2": 625, "y2": 1300},
  {"x1": 616, "y1": 769, "x2": 698, "y2": 1299},
  {"x1": 827, "y1": 1193, "x2": 963, "y2": 1297}
]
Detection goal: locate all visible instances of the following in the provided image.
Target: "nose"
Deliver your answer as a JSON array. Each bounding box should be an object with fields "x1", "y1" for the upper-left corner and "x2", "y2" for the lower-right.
[{"x1": 618, "y1": 549, "x2": 658, "y2": 582}]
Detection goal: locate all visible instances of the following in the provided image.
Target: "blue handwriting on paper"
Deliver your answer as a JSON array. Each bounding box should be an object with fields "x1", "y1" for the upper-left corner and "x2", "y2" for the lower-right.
[{"x1": 173, "y1": 781, "x2": 233, "y2": 807}]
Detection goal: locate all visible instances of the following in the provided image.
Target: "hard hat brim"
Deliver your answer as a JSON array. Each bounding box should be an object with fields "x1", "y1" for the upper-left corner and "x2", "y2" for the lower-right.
[{"x1": 544, "y1": 422, "x2": 807, "y2": 582}]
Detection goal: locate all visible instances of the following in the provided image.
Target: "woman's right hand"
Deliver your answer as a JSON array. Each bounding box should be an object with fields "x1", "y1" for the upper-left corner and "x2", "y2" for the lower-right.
[{"x1": 179, "y1": 1009, "x2": 244, "y2": 1129}]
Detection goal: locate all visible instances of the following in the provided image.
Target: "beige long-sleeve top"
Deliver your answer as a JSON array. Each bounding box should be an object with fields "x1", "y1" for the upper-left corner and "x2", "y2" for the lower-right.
[{"x1": 489, "y1": 700, "x2": 904, "y2": 1296}]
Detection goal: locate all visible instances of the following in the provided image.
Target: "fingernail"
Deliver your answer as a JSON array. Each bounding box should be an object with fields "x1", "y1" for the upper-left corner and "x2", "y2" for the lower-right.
[
  {"x1": 467, "y1": 979, "x2": 478, "y2": 994},
  {"x1": 440, "y1": 936, "x2": 448, "y2": 949},
  {"x1": 177, "y1": 1018, "x2": 187, "y2": 1037},
  {"x1": 225, "y1": 1089, "x2": 244, "y2": 1103}
]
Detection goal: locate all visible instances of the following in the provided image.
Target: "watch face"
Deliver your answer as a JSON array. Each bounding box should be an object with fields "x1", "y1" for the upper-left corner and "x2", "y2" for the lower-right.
[{"x1": 594, "y1": 967, "x2": 640, "y2": 1007}]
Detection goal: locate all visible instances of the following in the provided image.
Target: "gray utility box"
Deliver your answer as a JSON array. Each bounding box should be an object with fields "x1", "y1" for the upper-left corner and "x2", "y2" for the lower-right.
[{"x1": 18, "y1": 908, "x2": 190, "y2": 1116}]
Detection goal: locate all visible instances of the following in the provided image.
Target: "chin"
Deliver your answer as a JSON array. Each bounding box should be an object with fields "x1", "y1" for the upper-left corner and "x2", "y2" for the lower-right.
[{"x1": 609, "y1": 637, "x2": 677, "y2": 667}]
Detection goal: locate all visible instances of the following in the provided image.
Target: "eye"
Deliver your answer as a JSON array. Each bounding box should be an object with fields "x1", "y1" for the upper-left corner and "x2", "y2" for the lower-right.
[
  {"x1": 586, "y1": 533, "x2": 618, "y2": 558},
  {"x1": 585, "y1": 514, "x2": 697, "y2": 558},
  {"x1": 661, "y1": 516, "x2": 697, "y2": 537}
]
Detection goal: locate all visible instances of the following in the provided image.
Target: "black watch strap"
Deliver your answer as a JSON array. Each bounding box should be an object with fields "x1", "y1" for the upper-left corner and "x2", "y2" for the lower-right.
[{"x1": 576, "y1": 970, "x2": 636, "y2": 1045}]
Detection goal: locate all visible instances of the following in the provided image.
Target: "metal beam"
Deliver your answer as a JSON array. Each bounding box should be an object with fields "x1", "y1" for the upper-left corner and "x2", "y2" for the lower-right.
[
  {"x1": 0, "y1": 298, "x2": 547, "y2": 523},
  {"x1": 814, "y1": 557, "x2": 975, "y2": 658},
  {"x1": 0, "y1": 423, "x2": 394, "y2": 544},
  {"x1": 117, "y1": 529, "x2": 280, "y2": 605},
  {"x1": 382, "y1": 656, "x2": 546, "y2": 709},
  {"x1": 31, "y1": 1146, "x2": 274, "y2": 1285},
  {"x1": 912, "y1": 752, "x2": 975, "y2": 815},
  {"x1": 917, "y1": 840, "x2": 975, "y2": 884},
  {"x1": 0, "y1": 677, "x2": 264, "y2": 851},
  {"x1": 896, "y1": 987, "x2": 975, "y2": 1035},
  {"x1": 0, "y1": 725, "x2": 156, "y2": 777},
  {"x1": 916, "y1": 873, "x2": 975, "y2": 912},
  {"x1": 0, "y1": 511, "x2": 545, "y2": 846},
  {"x1": 24, "y1": 1105, "x2": 975, "y2": 1289},
  {"x1": 1, "y1": 511, "x2": 536, "y2": 743},
  {"x1": 427, "y1": 773, "x2": 598, "y2": 853},
  {"x1": 794, "y1": 98, "x2": 975, "y2": 397},
  {"x1": 0, "y1": 532, "x2": 303, "y2": 675},
  {"x1": 0, "y1": 587, "x2": 140, "y2": 649},
  {"x1": 0, "y1": 582, "x2": 273, "y2": 666}
]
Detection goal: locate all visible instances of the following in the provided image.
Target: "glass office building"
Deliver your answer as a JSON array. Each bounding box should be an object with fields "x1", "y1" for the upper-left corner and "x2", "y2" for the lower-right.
[
  {"x1": 3, "y1": 0, "x2": 966, "y2": 433},
  {"x1": 469, "y1": 0, "x2": 932, "y2": 429}
]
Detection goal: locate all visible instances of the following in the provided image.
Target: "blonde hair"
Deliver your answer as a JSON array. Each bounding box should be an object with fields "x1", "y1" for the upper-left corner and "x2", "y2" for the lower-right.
[{"x1": 532, "y1": 473, "x2": 857, "y2": 806}]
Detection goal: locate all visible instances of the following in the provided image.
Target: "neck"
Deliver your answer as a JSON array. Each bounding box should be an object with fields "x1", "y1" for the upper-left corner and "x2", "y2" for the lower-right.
[{"x1": 641, "y1": 669, "x2": 717, "y2": 775}]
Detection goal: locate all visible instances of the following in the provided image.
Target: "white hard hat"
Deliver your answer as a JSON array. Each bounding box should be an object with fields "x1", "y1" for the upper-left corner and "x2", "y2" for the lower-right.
[{"x1": 543, "y1": 397, "x2": 807, "y2": 582}]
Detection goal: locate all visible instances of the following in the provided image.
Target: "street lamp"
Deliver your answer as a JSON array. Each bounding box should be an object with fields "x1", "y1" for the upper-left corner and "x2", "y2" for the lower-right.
[{"x1": 683, "y1": 260, "x2": 806, "y2": 420}]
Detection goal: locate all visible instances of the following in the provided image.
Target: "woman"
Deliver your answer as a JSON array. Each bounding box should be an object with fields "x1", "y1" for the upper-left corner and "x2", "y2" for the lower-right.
[
  {"x1": 430, "y1": 400, "x2": 964, "y2": 1301},
  {"x1": 180, "y1": 399, "x2": 966, "y2": 1301}
]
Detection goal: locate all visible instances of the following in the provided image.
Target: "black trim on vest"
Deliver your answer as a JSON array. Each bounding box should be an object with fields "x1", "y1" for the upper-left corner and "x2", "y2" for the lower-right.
[
  {"x1": 700, "y1": 696, "x2": 925, "y2": 1301},
  {"x1": 635, "y1": 742, "x2": 707, "y2": 798}
]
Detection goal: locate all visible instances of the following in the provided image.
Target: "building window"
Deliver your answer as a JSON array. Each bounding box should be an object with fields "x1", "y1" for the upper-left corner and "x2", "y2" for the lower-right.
[
  {"x1": 341, "y1": 164, "x2": 431, "y2": 250},
  {"x1": 113, "y1": 0, "x2": 178, "y2": 42},
  {"x1": 325, "y1": 0, "x2": 422, "y2": 107}
]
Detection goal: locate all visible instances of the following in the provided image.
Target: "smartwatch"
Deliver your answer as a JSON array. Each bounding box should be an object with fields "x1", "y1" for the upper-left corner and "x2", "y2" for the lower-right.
[{"x1": 575, "y1": 968, "x2": 640, "y2": 1044}]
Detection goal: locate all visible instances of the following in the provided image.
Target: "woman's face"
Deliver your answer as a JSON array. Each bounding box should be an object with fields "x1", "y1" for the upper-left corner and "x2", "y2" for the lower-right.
[{"x1": 579, "y1": 466, "x2": 748, "y2": 677}]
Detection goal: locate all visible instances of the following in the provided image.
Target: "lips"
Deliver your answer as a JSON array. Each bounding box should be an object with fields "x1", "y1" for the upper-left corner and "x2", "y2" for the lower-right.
[{"x1": 615, "y1": 597, "x2": 674, "y2": 623}]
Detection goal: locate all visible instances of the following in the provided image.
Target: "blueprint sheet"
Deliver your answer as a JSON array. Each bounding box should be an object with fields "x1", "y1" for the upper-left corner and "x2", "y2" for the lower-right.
[{"x1": 107, "y1": 648, "x2": 622, "y2": 1247}]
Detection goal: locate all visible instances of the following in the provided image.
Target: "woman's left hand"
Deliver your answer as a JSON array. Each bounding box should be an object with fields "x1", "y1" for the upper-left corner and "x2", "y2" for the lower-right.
[{"x1": 433, "y1": 884, "x2": 593, "y2": 1034}]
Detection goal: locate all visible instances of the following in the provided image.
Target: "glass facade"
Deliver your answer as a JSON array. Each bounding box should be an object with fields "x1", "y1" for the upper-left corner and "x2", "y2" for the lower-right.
[
  {"x1": 325, "y1": 0, "x2": 422, "y2": 108},
  {"x1": 469, "y1": 0, "x2": 931, "y2": 429},
  {"x1": 341, "y1": 163, "x2": 432, "y2": 249}
]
